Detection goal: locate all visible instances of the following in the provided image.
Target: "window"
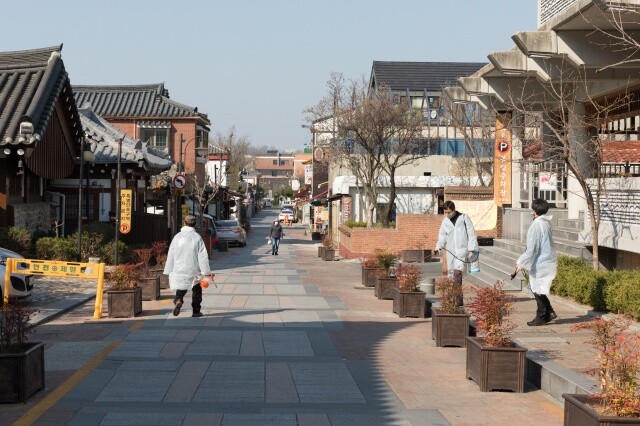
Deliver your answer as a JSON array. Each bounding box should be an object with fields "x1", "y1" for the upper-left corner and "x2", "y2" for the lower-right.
[
  {"x1": 273, "y1": 160, "x2": 278, "y2": 165},
  {"x1": 271, "y1": 171, "x2": 277, "y2": 176},
  {"x1": 140, "y1": 128, "x2": 168, "y2": 149},
  {"x1": 411, "y1": 96, "x2": 423, "y2": 109},
  {"x1": 196, "y1": 128, "x2": 208, "y2": 149}
]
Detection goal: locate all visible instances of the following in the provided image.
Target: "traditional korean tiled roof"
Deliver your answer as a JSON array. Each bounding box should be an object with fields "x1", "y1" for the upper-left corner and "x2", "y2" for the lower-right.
[
  {"x1": 370, "y1": 61, "x2": 487, "y2": 92},
  {"x1": 602, "y1": 141, "x2": 640, "y2": 163},
  {"x1": 79, "y1": 105, "x2": 172, "y2": 172},
  {"x1": 73, "y1": 83, "x2": 210, "y2": 123},
  {"x1": 0, "y1": 44, "x2": 82, "y2": 147},
  {"x1": 521, "y1": 139, "x2": 640, "y2": 164}
]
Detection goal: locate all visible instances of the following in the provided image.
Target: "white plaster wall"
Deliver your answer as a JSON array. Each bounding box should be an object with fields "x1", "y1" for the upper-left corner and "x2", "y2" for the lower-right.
[{"x1": 581, "y1": 177, "x2": 640, "y2": 255}]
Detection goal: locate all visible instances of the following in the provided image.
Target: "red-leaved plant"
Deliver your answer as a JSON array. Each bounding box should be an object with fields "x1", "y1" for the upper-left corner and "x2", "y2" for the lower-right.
[
  {"x1": 151, "y1": 241, "x2": 168, "y2": 267},
  {"x1": 133, "y1": 248, "x2": 154, "y2": 278},
  {"x1": 571, "y1": 317, "x2": 640, "y2": 417},
  {"x1": 395, "y1": 264, "x2": 422, "y2": 292},
  {"x1": 360, "y1": 257, "x2": 380, "y2": 269},
  {"x1": 0, "y1": 300, "x2": 36, "y2": 353},
  {"x1": 435, "y1": 276, "x2": 463, "y2": 314},
  {"x1": 466, "y1": 281, "x2": 516, "y2": 347}
]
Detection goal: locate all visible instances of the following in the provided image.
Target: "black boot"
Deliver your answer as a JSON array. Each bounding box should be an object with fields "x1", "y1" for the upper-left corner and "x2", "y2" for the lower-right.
[{"x1": 528, "y1": 293, "x2": 551, "y2": 326}]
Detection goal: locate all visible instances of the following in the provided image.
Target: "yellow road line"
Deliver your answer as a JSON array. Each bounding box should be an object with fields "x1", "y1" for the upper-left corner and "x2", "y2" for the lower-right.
[
  {"x1": 14, "y1": 340, "x2": 122, "y2": 426},
  {"x1": 129, "y1": 321, "x2": 145, "y2": 332}
]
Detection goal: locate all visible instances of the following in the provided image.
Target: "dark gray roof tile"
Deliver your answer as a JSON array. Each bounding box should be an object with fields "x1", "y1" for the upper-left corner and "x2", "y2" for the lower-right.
[
  {"x1": 79, "y1": 106, "x2": 172, "y2": 172},
  {"x1": 370, "y1": 61, "x2": 487, "y2": 92},
  {"x1": 73, "y1": 83, "x2": 210, "y2": 123},
  {"x1": 0, "y1": 45, "x2": 82, "y2": 147}
]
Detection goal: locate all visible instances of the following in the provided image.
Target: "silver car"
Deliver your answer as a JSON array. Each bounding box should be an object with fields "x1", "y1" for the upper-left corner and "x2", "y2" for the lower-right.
[
  {"x1": 0, "y1": 247, "x2": 33, "y2": 298},
  {"x1": 215, "y1": 220, "x2": 247, "y2": 247}
]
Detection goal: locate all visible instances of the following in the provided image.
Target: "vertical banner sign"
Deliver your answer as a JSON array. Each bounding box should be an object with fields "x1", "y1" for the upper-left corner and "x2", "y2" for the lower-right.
[
  {"x1": 120, "y1": 189, "x2": 132, "y2": 234},
  {"x1": 493, "y1": 112, "x2": 512, "y2": 206}
]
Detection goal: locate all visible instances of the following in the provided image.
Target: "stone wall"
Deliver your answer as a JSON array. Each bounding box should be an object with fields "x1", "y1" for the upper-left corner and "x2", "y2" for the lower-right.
[{"x1": 12, "y1": 202, "x2": 51, "y2": 234}]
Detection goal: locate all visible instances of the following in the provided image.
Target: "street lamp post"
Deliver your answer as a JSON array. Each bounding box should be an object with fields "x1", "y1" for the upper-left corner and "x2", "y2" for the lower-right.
[{"x1": 77, "y1": 135, "x2": 96, "y2": 261}]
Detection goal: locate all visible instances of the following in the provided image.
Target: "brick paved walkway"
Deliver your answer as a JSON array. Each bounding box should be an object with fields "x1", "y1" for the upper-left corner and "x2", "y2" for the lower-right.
[{"x1": 2, "y1": 209, "x2": 612, "y2": 425}]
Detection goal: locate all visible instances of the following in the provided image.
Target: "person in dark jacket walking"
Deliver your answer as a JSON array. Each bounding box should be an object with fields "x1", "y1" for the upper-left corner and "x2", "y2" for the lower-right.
[{"x1": 269, "y1": 219, "x2": 284, "y2": 255}]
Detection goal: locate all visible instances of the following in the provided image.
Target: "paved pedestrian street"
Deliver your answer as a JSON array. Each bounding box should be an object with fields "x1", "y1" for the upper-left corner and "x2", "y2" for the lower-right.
[{"x1": 1, "y1": 210, "x2": 566, "y2": 425}]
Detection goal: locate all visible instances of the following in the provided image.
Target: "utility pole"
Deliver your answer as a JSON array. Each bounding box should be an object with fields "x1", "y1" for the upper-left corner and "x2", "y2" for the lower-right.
[{"x1": 114, "y1": 136, "x2": 123, "y2": 266}]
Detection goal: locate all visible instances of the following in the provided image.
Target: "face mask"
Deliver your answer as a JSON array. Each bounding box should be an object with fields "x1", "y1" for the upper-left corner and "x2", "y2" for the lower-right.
[{"x1": 447, "y1": 212, "x2": 455, "y2": 219}]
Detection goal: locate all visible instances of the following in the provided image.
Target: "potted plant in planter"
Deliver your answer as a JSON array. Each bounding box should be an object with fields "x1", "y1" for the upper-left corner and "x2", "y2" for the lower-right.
[
  {"x1": 563, "y1": 317, "x2": 640, "y2": 425},
  {"x1": 0, "y1": 300, "x2": 44, "y2": 403},
  {"x1": 374, "y1": 250, "x2": 398, "y2": 300},
  {"x1": 133, "y1": 248, "x2": 160, "y2": 301},
  {"x1": 360, "y1": 257, "x2": 381, "y2": 288},
  {"x1": 321, "y1": 234, "x2": 336, "y2": 261},
  {"x1": 149, "y1": 240, "x2": 169, "y2": 289},
  {"x1": 106, "y1": 264, "x2": 142, "y2": 318},
  {"x1": 432, "y1": 276, "x2": 471, "y2": 347},
  {"x1": 465, "y1": 281, "x2": 526, "y2": 393},
  {"x1": 393, "y1": 264, "x2": 426, "y2": 318}
]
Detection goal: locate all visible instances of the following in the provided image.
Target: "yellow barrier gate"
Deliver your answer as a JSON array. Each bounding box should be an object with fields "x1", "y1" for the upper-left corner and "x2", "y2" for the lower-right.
[{"x1": 3, "y1": 258, "x2": 106, "y2": 319}]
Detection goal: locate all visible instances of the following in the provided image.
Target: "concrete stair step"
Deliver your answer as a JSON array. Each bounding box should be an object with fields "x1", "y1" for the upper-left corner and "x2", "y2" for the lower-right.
[
  {"x1": 465, "y1": 268, "x2": 522, "y2": 291},
  {"x1": 557, "y1": 218, "x2": 583, "y2": 230},
  {"x1": 554, "y1": 227, "x2": 581, "y2": 242},
  {"x1": 479, "y1": 245, "x2": 521, "y2": 263},
  {"x1": 495, "y1": 237, "x2": 591, "y2": 262}
]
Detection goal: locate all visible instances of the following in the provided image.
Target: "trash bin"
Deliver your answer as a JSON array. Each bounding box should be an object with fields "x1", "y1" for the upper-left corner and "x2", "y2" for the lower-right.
[{"x1": 311, "y1": 232, "x2": 321, "y2": 240}]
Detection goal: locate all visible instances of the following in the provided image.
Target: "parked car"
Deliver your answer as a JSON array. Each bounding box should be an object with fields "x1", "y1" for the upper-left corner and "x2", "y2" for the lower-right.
[
  {"x1": 0, "y1": 247, "x2": 33, "y2": 298},
  {"x1": 215, "y1": 220, "x2": 247, "y2": 247},
  {"x1": 279, "y1": 208, "x2": 295, "y2": 223},
  {"x1": 264, "y1": 199, "x2": 272, "y2": 208}
]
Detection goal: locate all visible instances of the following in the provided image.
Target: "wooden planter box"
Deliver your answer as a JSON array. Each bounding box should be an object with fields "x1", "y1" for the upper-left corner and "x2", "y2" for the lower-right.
[
  {"x1": 139, "y1": 276, "x2": 160, "y2": 301},
  {"x1": 562, "y1": 393, "x2": 640, "y2": 425},
  {"x1": 0, "y1": 342, "x2": 45, "y2": 403},
  {"x1": 466, "y1": 336, "x2": 527, "y2": 393},
  {"x1": 432, "y1": 307, "x2": 470, "y2": 347},
  {"x1": 150, "y1": 267, "x2": 169, "y2": 289},
  {"x1": 393, "y1": 288, "x2": 426, "y2": 318},
  {"x1": 375, "y1": 276, "x2": 397, "y2": 300},
  {"x1": 322, "y1": 249, "x2": 335, "y2": 261},
  {"x1": 107, "y1": 287, "x2": 143, "y2": 318},
  {"x1": 361, "y1": 267, "x2": 380, "y2": 287}
]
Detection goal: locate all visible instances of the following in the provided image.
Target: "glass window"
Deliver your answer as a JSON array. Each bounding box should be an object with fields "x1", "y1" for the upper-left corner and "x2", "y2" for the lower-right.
[
  {"x1": 411, "y1": 96, "x2": 423, "y2": 109},
  {"x1": 140, "y1": 128, "x2": 168, "y2": 149}
]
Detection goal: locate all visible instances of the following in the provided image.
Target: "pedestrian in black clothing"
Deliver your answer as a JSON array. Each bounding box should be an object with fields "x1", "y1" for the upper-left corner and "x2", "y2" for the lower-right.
[{"x1": 269, "y1": 220, "x2": 284, "y2": 255}]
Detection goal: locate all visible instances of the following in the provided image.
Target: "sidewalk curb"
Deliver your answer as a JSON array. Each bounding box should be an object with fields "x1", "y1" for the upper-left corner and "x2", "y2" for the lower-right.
[{"x1": 29, "y1": 294, "x2": 97, "y2": 327}]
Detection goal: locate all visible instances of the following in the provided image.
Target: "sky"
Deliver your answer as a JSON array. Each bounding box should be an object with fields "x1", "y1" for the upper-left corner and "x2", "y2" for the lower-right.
[{"x1": 2, "y1": 0, "x2": 537, "y2": 152}]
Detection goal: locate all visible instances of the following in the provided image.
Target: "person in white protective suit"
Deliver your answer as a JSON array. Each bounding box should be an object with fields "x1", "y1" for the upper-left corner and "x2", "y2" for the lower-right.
[
  {"x1": 515, "y1": 198, "x2": 558, "y2": 326},
  {"x1": 435, "y1": 200, "x2": 479, "y2": 307},
  {"x1": 164, "y1": 215, "x2": 213, "y2": 317}
]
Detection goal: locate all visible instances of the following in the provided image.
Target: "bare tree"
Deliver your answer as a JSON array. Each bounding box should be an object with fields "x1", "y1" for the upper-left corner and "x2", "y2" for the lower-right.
[
  {"x1": 305, "y1": 73, "x2": 436, "y2": 227},
  {"x1": 305, "y1": 74, "x2": 385, "y2": 227},
  {"x1": 211, "y1": 126, "x2": 252, "y2": 191},
  {"x1": 440, "y1": 96, "x2": 495, "y2": 186}
]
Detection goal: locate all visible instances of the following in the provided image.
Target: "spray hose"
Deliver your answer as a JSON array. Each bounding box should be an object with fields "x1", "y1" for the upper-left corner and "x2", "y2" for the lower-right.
[{"x1": 434, "y1": 247, "x2": 479, "y2": 264}]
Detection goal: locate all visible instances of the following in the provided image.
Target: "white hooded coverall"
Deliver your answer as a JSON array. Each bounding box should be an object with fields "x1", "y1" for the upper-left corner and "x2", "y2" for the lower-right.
[
  {"x1": 436, "y1": 213, "x2": 479, "y2": 272},
  {"x1": 163, "y1": 226, "x2": 211, "y2": 290},
  {"x1": 516, "y1": 214, "x2": 557, "y2": 295}
]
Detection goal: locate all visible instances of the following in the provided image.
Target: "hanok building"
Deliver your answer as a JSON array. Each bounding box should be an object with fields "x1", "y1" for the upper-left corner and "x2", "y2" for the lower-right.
[
  {"x1": 73, "y1": 83, "x2": 212, "y2": 235},
  {"x1": 47, "y1": 106, "x2": 173, "y2": 241},
  {"x1": 0, "y1": 45, "x2": 83, "y2": 232},
  {"x1": 73, "y1": 83, "x2": 211, "y2": 183}
]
